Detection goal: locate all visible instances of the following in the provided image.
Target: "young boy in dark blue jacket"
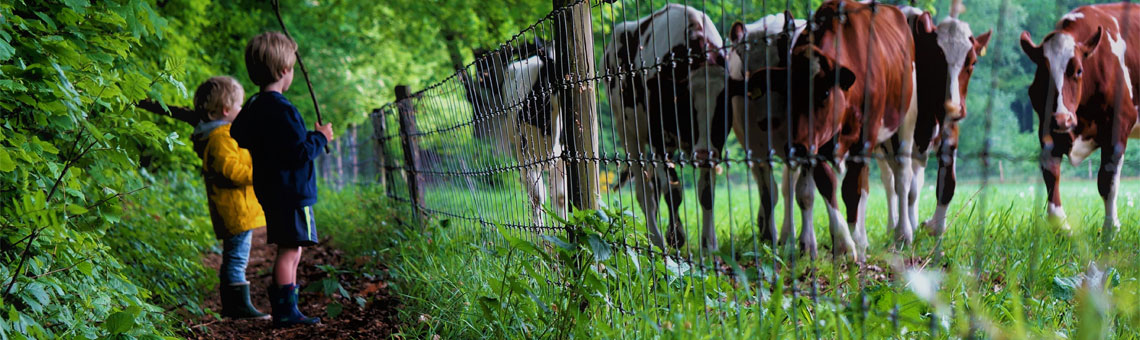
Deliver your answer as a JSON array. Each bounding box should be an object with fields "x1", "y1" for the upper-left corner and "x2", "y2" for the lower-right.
[{"x1": 230, "y1": 31, "x2": 334, "y2": 328}]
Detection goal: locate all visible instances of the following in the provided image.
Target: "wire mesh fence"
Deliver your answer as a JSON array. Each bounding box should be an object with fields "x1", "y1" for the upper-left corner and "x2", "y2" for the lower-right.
[{"x1": 316, "y1": 0, "x2": 1139, "y2": 336}]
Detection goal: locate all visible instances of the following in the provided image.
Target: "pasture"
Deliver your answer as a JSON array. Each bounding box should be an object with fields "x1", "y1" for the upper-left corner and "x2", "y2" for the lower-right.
[{"x1": 387, "y1": 169, "x2": 1140, "y2": 338}]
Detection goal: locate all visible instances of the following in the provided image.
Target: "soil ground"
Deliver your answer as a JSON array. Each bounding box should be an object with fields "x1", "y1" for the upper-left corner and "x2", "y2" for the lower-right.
[{"x1": 181, "y1": 228, "x2": 401, "y2": 339}]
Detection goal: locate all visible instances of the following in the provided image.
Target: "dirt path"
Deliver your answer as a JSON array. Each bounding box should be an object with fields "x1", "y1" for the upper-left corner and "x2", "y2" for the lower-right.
[{"x1": 181, "y1": 228, "x2": 402, "y2": 339}]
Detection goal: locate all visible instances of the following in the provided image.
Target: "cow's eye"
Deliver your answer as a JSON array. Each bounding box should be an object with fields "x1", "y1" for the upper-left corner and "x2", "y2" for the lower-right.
[
  {"x1": 1076, "y1": 68, "x2": 1083, "y2": 77},
  {"x1": 822, "y1": 89, "x2": 831, "y2": 98}
]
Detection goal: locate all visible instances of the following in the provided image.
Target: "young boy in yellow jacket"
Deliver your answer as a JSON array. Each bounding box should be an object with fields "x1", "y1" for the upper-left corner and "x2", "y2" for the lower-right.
[{"x1": 191, "y1": 76, "x2": 270, "y2": 320}]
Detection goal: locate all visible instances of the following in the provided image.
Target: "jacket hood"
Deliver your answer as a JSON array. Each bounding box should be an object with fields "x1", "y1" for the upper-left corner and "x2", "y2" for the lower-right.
[{"x1": 192, "y1": 120, "x2": 230, "y2": 142}]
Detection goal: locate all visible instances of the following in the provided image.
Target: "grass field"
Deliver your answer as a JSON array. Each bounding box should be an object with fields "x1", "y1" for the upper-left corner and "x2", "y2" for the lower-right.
[{"x1": 358, "y1": 172, "x2": 1140, "y2": 338}]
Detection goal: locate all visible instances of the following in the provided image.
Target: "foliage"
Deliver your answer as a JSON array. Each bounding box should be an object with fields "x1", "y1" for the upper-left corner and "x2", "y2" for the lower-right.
[{"x1": 0, "y1": 0, "x2": 218, "y2": 337}]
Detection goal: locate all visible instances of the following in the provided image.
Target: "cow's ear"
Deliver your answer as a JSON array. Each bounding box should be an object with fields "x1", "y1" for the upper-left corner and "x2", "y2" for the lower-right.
[
  {"x1": 1020, "y1": 31, "x2": 1044, "y2": 62},
  {"x1": 731, "y1": 21, "x2": 747, "y2": 44},
  {"x1": 974, "y1": 30, "x2": 993, "y2": 57},
  {"x1": 1082, "y1": 26, "x2": 1104, "y2": 58},
  {"x1": 918, "y1": 12, "x2": 936, "y2": 35}
]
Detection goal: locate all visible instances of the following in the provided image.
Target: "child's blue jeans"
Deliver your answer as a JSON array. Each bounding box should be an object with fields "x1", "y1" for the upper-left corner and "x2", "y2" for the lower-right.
[{"x1": 220, "y1": 230, "x2": 253, "y2": 284}]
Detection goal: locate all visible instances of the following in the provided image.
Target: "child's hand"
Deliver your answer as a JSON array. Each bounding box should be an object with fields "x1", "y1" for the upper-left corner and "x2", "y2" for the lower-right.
[{"x1": 316, "y1": 122, "x2": 334, "y2": 141}]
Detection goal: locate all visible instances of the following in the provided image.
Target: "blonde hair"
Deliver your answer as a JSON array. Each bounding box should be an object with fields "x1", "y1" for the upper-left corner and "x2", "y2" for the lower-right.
[
  {"x1": 193, "y1": 76, "x2": 244, "y2": 121},
  {"x1": 245, "y1": 32, "x2": 297, "y2": 87}
]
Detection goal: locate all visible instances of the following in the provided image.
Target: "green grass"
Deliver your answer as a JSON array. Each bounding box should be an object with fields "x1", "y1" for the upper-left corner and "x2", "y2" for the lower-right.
[{"x1": 329, "y1": 174, "x2": 1140, "y2": 339}]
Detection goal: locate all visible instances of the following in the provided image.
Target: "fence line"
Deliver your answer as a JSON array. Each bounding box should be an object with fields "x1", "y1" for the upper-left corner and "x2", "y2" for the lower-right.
[{"x1": 310, "y1": 0, "x2": 1138, "y2": 336}]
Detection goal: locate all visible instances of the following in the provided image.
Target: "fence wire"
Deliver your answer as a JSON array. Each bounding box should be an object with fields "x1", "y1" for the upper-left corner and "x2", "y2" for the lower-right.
[{"x1": 314, "y1": 0, "x2": 1139, "y2": 337}]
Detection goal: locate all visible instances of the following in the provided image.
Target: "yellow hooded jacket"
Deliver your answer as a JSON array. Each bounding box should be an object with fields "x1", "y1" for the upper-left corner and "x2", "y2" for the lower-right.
[{"x1": 192, "y1": 122, "x2": 266, "y2": 238}]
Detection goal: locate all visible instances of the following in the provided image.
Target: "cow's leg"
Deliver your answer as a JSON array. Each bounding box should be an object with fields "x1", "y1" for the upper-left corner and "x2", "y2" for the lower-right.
[
  {"x1": 548, "y1": 157, "x2": 568, "y2": 219},
  {"x1": 793, "y1": 166, "x2": 818, "y2": 260},
  {"x1": 752, "y1": 165, "x2": 779, "y2": 243},
  {"x1": 1098, "y1": 143, "x2": 1125, "y2": 242},
  {"x1": 878, "y1": 158, "x2": 898, "y2": 235},
  {"x1": 924, "y1": 124, "x2": 959, "y2": 236},
  {"x1": 839, "y1": 161, "x2": 867, "y2": 262},
  {"x1": 908, "y1": 150, "x2": 928, "y2": 231},
  {"x1": 522, "y1": 167, "x2": 548, "y2": 227},
  {"x1": 1041, "y1": 148, "x2": 1070, "y2": 230},
  {"x1": 779, "y1": 166, "x2": 801, "y2": 246},
  {"x1": 634, "y1": 163, "x2": 667, "y2": 250},
  {"x1": 697, "y1": 167, "x2": 717, "y2": 252},
  {"x1": 663, "y1": 167, "x2": 686, "y2": 249},
  {"x1": 889, "y1": 152, "x2": 915, "y2": 246}
]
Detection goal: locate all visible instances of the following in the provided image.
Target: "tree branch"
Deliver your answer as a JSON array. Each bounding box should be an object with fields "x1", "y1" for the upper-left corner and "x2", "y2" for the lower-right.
[
  {"x1": 136, "y1": 99, "x2": 198, "y2": 126},
  {"x1": 28, "y1": 256, "x2": 93, "y2": 280}
]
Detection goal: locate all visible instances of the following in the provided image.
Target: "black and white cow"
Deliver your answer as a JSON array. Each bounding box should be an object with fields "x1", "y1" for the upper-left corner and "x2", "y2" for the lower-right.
[
  {"x1": 463, "y1": 40, "x2": 568, "y2": 226},
  {"x1": 879, "y1": 6, "x2": 991, "y2": 239},
  {"x1": 726, "y1": 12, "x2": 808, "y2": 244},
  {"x1": 603, "y1": 4, "x2": 730, "y2": 251}
]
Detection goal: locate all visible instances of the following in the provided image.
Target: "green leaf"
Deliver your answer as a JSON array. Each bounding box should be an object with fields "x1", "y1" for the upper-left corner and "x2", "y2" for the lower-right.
[
  {"x1": 0, "y1": 39, "x2": 13, "y2": 62},
  {"x1": 77, "y1": 261, "x2": 93, "y2": 276},
  {"x1": 104, "y1": 311, "x2": 136, "y2": 334},
  {"x1": 0, "y1": 148, "x2": 14, "y2": 172},
  {"x1": 541, "y1": 235, "x2": 574, "y2": 252},
  {"x1": 63, "y1": 0, "x2": 90, "y2": 15},
  {"x1": 66, "y1": 204, "x2": 88, "y2": 216},
  {"x1": 585, "y1": 234, "x2": 611, "y2": 262},
  {"x1": 326, "y1": 302, "x2": 342, "y2": 319},
  {"x1": 1052, "y1": 275, "x2": 1082, "y2": 301}
]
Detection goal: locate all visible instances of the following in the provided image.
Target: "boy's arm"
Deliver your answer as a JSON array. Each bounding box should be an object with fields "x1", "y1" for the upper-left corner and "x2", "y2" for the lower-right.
[
  {"x1": 209, "y1": 137, "x2": 254, "y2": 186},
  {"x1": 271, "y1": 104, "x2": 327, "y2": 167}
]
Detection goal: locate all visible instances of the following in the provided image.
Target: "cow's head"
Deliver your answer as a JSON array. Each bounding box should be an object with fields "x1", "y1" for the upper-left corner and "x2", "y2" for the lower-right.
[
  {"x1": 746, "y1": 46, "x2": 856, "y2": 160},
  {"x1": 689, "y1": 64, "x2": 732, "y2": 164},
  {"x1": 464, "y1": 38, "x2": 554, "y2": 114},
  {"x1": 727, "y1": 11, "x2": 804, "y2": 81},
  {"x1": 1020, "y1": 26, "x2": 1103, "y2": 133},
  {"x1": 914, "y1": 13, "x2": 991, "y2": 122}
]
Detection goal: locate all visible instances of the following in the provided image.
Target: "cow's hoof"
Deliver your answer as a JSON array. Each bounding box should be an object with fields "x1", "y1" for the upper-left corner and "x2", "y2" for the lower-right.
[
  {"x1": 666, "y1": 228, "x2": 686, "y2": 249},
  {"x1": 895, "y1": 226, "x2": 914, "y2": 247},
  {"x1": 800, "y1": 238, "x2": 819, "y2": 260},
  {"x1": 1102, "y1": 219, "x2": 1121, "y2": 243},
  {"x1": 922, "y1": 218, "x2": 946, "y2": 237},
  {"x1": 1046, "y1": 214, "x2": 1072, "y2": 234}
]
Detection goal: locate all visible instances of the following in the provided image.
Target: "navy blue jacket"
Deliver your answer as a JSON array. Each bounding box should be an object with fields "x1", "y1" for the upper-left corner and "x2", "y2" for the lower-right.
[{"x1": 230, "y1": 91, "x2": 327, "y2": 209}]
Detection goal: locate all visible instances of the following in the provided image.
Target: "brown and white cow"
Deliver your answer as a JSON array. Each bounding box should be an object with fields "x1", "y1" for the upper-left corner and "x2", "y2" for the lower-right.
[
  {"x1": 748, "y1": 0, "x2": 918, "y2": 261},
  {"x1": 603, "y1": 4, "x2": 730, "y2": 251},
  {"x1": 726, "y1": 12, "x2": 807, "y2": 243},
  {"x1": 1020, "y1": 3, "x2": 1139, "y2": 238},
  {"x1": 878, "y1": 6, "x2": 991, "y2": 237}
]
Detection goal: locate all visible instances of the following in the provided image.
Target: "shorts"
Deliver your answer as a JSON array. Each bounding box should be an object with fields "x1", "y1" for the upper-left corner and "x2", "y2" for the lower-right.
[{"x1": 265, "y1": 205, "x2": 319, "y2": 247}]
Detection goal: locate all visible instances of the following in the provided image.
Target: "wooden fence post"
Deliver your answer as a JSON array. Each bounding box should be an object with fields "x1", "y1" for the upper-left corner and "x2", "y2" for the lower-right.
[
  {"x1": 554, "y1": 0, "x2": 599, "y2": 212},
  {"x1": 371, "y1": 109, "x2": 390, "y2": 191},
  {"x1": 396, "y1": 85, "x2": 425, "y2": 221},
  {"x1": 349, "y1": 123, "x2": 359, "y2": 185}
]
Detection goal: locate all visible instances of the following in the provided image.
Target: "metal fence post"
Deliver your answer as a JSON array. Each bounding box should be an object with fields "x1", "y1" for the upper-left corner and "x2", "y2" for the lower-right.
[
  {"x1": 554, "y1": 0, "x2": 599, "y2": 212},
  {"x1": 396, "y1": 85, "x2": 426, "y2": 222}
]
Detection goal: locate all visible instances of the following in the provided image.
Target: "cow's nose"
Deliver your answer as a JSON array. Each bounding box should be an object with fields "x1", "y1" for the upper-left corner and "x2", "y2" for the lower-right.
[
  {"x1": 786, "y1": 144, "x2": 808, "y2": 161},
  {"x1": 693, "y1": 149, "x2": 715, "y2": 167},
  {"x1": 1053, "y1": 112, "x2": 1077, "y2": 132},
  {"x1": 944, "y1": 101, "x2": 963, "y2": 120}
]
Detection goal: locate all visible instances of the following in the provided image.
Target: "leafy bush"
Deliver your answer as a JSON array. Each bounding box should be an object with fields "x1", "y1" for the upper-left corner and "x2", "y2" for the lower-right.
[{"x1": 0, "y1": 1, "x2": 214, "y2": 337}]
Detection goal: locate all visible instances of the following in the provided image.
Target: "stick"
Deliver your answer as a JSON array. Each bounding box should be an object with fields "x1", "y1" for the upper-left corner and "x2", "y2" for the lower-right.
[{"x1": 271, "y1": 0, "x2": 331, "y2": 154}]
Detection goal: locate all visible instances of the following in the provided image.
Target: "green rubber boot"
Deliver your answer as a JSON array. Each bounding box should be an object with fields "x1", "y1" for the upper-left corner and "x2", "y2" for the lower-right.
[
  {"x1": 269, "y1": 283, "x2": 320, "y2": 328},
  {"x1": 220, "y1": 282, "x2": 270, "y2": 320}
]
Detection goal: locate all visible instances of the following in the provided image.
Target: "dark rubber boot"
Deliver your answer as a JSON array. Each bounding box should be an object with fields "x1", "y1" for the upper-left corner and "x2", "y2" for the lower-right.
[
  {"x1": 269, "y1": 284, "x2": 320, "y2": 328},
  {"x1": 220, "y1": 282, "x2": 270, "y2": 320}
]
